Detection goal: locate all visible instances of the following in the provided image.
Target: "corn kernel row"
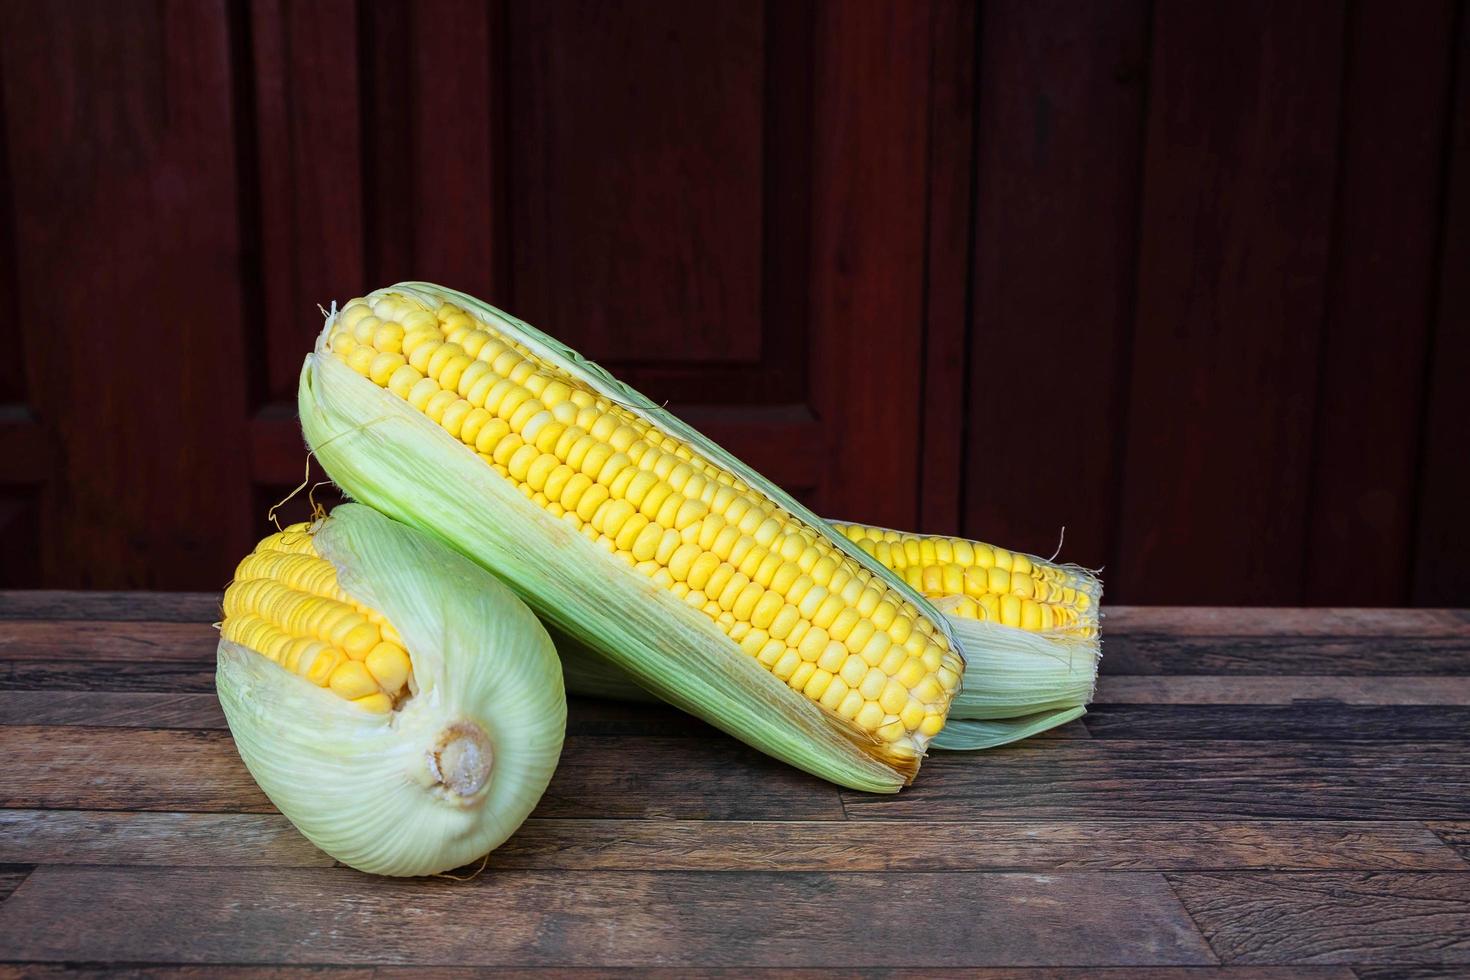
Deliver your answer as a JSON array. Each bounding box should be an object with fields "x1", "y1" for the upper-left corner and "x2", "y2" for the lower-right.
[
  {"x1": 326, "y1": 293, "x2": 964, "y2": 758},
  {"x1": 221, "y1": 523, "x2": 414, "y2": 712}
]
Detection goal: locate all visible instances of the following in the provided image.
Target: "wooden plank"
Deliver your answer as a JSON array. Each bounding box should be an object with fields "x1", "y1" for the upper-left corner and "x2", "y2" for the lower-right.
[
  {"x1": 1103, "y1": 633, "x2": 1470, "y2": 676},
  {"x1": 1414, "y1": 2, "x2": 1470, "y2": 606},
  {"x1": 1427, "y1": 822, "x2": 1470, "y2": 865},
  {"x1": 1102, "y1": 608, "x2": 1470, "y2": 637},
  {"x1": 807, "y1": 0, "x2": 932, "y2": 526},
  {"x1": 0, "y1": 811, "x2": 331, "y2": 867},
  {"x1": 0, "y1": 0, "x2": 253, "y2": 589},
  {"x1": 0, "y1": 692, "x2": 224, "y2": 728},
  {"x1": 0, "y1": 866, "x2": 27, "y2": 903},
  {"x1": 0, "y1": 727, "x2": 844, "y2": 820},
  {"x1": 1354, "y1": 967, "x2": 1470, "y2": 980},
  {"x1": 1096, "y1": 676, "x2": 1470, "y2": 706},
  {"x1": 842, "y1": 741, "x2": 1470, "y2": 820},
  {"x1": 1169, "y1": 872, "x2": 1470, "y2": 965},
  {"x1": 917, "y1": 0, "x2": 975, "y2": 534},
  {"x1": 250, "y1": 0, "x2": 365, "y2": 404},
  {"x1": 0, "y1": 621, "x2": 216, "y2": 661},
  {"x1": 493, "y1": 818, "x2": 1462, "y2": 872},
  {"x1": 406, "y1": 0, "x2": 500, "y2": 298},
  {"x1": 0, "y1": 969, "x2": 1364, "y2": 975},
  {"x1": 0, "y1": 591, "x2": 219, "y2": 623},
  {"x1": 0, "y1": 662, "x2": 216, "y2": 693},
  {"x1": 0, "y1": 866, "x2": 1214, "y2": 966},
  {"x1": 0, "y1": 597, "x2": 1460, "y2": 636},
  {"x1": 508, "y1": 0, "x2": 760, "y2": 364},
  {"x1": 963, "y1": 0, "x2": 1149, "y2": 568},
  {"x1": 1303, "y1": 0, "x2": 1457, "y2": 605},
  {"x1": 1081, "y1": 705, "x2": 1470, "y2": 742},
  {"x1": 1117, "y1": 0, "x2": 1344, "y2": 603},
  {"x1": 4, "y1": 812, "x2": 1452, "y2": 875},
  {"x1": 0, "y1": 969, "x2": 1360, "y2": 979}
]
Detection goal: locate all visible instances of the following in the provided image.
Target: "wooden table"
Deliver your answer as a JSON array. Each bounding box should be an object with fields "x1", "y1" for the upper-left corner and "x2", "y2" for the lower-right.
[{"x1": 0, "y1": 594, "x2": 1467, "y2": 974}]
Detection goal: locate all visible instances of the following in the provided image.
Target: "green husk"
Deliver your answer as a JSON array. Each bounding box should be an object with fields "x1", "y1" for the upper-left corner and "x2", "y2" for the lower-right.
[
  {"x1": 216, "y1": 504, "x2": 565, "y2": 876},
  {"x1": 301, "y1": 287, "x2": 909, "y2": 793}
]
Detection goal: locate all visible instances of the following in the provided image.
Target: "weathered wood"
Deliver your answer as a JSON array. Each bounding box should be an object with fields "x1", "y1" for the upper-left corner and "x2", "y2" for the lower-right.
[
  {"x1": 843, "y1": 742, "x2": 1470, "y2": 821},
  {"x1": 1168, "y1": 872, "x2": 1470, "y2": 965},
  {"x1": 917, "y1": 0, "x2": 976, "y2": 533},
  {"x1": 963, "y1": 0, "x2": 1149, "y2": 568},
  {"x1": 0, "y1": 661, "x2": 216, "y2": 693},
  {"x1": 1354, "y1": 967, "x2": 1470, "y2": 980},
  {"x1": 1103, "y1": 635, "x2": 1470, "y2": 677},
  {"x1": 0, "y1": 692, "x2": 225, "y2": 728},
  {"x1": 0, "y1": 969, "x2": 1362, "y2": 980},
  {"x1": 1303, "y1": 0, "x2": 1457, "y2": 605},
  {"x1": 0, "y1": 727, "x2": 844, "y2": 820},
  {"x1": 0, "y1": 592, "x2": 219, "y2": 622},
  {"x1": 1427, "y1": 823, "x2": 1470, "y2": 865},
  {"x1": 1101, "y1": 608, "x2": 1470, "y2": 637},
  {"x1": 1095, "y1": 677, "x2": 1470, "y2": 706},
  {"x1": 492, "y1": 819, "x2": 1462, "y2": 873},
  {"x1": 1081, "y1": 705, "x2": 1470, "y2": 742},
  {"x1": 0, "y1": 811, "x2": 331, "y2": 867},
  {"x1": 0, "y1": 866, "x2": 1214, "y2": 966},
  {"x1": 0, "y1": 866, "x2": 28, "y2": 903},
  {"x1": 1118, "y1": 0, "x2": 1343, "y2": 603},
  {"x1": 0, "y1": 621, "x2": 217, "y2": 660}
]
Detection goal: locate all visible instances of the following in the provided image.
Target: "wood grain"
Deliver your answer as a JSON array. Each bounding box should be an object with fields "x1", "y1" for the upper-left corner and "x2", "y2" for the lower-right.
[
  {"x1": 1414, "y1": 2, "x2": 1470, "y2": 606},
  {"x1": 1102, "y1": 634, "x2": 1470, "y2": 677},
  {"x1": 0, "y1": 621, "x2": 217, "y2": 660},
  {"x1": 0, "y1": 0, "x2": 254, "y2": 589},
  {"x1": 1169, "y1": 872, "x2": 1470, "y2": 965},
  {"x1": 0, "y1": 810, "x2": 331, "y2": 867},
  {"x1": 0, "y1": 591, "x2": 220, "y2": 623},
  {"x1": 0, "y1": 866, "x2": 1214, "y2": 966},
  {"x1": 1427, "y1": 823, "x2": 1470, "y2": 865},
  {"x1": 491, "y1": 819, "x2": 1463, "y2": 873},
  {"x1": 963, "y1": 0, "x2": 1149, "y2": 569},
  {"x1": 0, "y1": 661, "x2": 216, "y2": 693},
  {"x1": 0, "y1": 692, "x2": 224, "y2": 728},
  {"x1": 1080, "y1": 704, "x2": 1470, "y2": 742},
  {"x1": 843, "y1": 741, "x2": 1470, "y2": 821},
  {"x1": 0, "y1": 969, "x2": 1362, "y2": 980},
  {"x1": 1095, "y1": 676, "x2": 1470, "y2": 706},
  {"x1": 1302, "y1": 0, "x2": 1457, "y2": 605},
  {"x1": 917, "y1": 0, "x2": 976, "y2": 534},
  {"x1": 0, "y1": 726, "x2": 844, "y2": 820},
  {"x1": 0, "y1": 867, "x2": 27, "y2": 904},
  {"x1": 1117, "y1": 0, "x2": 1343, "y2": 603}
]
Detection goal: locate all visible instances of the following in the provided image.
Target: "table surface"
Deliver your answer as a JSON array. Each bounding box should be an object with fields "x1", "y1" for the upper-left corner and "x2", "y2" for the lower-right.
[{"x1": 0, "y1": 593, "x2": 1467, "y2": 975}]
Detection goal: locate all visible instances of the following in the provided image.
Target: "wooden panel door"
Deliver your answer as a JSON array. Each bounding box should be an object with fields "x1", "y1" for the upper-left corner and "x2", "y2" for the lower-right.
[
  {"x1": 218, "y1": 0, "x2": 949, "y2": 588},
  {"x1": 505, "y1": 0, "x2": 936, "y2": 526}
]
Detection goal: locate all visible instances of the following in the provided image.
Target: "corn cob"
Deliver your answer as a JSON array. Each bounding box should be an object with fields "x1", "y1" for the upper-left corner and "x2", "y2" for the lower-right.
[
  {"x1": 221, "y1": 521, "x2": 414, "y2": 713},
  {"x1": 215, "y1": 504, "x2": 566, "y2": 876},
  {"x1": 555, "y1": 524, "x2": 1101, "y2": 748},
  {"x1": 832, "y1": 523, "x2": 1098, "y2": 638},
  {"x1": 300, "y1": 283, "x2": 1094, "y2": 790}
]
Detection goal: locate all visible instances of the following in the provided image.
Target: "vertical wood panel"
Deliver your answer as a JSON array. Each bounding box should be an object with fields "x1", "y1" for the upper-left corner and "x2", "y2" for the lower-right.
[
  {"x1": 363, "y1": 0, "x2": 500, "y2": 298},
  {"x1": 809, "y1": 0, "x2": 932, "y2": 527},
  {"x1": 1116, "y1": 0, "x2": 1344, "y2": 603},
  {"x1": 961, "y1": 0, "x2": 1150, "y2": 567},
  {"x1": 409, "y1": 0, "x2": 500, "y2": 300},
  {"x1": 1303, "y1": 0, "x2": 1457, "y2": 605},
  {"x1": 1414, "y1": 0, "x2": 1470, "y2": 605},
  {"x1": 917, "y1": 0, "x2": 977, "y2": 534},
  {"x1": 508, "y1": 0, "x2": 763, "y2": 364},
  {"x1": 0, "y1": 0, "x2": 252, "y2": 588},
  {"x1": 250, "y1": 0, "x2": 365, "y2": 405}
]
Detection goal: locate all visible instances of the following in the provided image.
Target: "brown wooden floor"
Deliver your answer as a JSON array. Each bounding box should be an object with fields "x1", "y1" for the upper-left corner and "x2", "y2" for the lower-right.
[{"x1": 0, "y1": 594, "x2": 1467, "y2": 975}]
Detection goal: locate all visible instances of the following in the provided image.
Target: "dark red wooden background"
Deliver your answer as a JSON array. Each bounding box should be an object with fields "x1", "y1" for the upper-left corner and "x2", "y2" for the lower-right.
[{"x1": 0, "y1": 0, "x2": 1465, "y2": 605}]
